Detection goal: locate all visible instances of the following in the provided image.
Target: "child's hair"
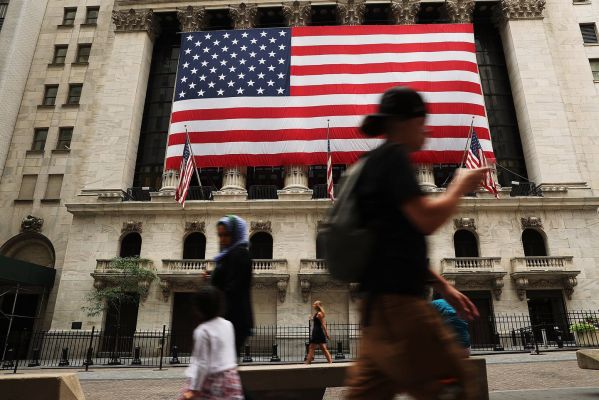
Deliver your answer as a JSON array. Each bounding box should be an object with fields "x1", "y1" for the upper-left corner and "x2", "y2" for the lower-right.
[{"x1": 194, "y1": 286, "x2": 224, "y2": 321}]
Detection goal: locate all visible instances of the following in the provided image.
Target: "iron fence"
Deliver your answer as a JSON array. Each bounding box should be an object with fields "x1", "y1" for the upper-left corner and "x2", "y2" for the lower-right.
[{"x1": 1, "y1": 311, "x2": 598, "y2": 370}]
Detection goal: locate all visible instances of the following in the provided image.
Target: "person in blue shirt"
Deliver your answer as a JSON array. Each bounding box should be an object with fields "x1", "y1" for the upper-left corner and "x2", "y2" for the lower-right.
[{"x1": 432, "y1": 298, "x2": 471, "y2": 357}]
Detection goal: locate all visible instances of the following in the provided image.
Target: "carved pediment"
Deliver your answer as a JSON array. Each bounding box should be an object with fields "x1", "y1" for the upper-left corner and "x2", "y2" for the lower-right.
[
  {"x1": 185, "y1": 220, "x2": 205, "y2": 234},
  {"x1": 521, "y1": 216, "x2": 543, "y2": 229},
  {"x1": 122, "y1": 221, "x2": 142, "y2": 234},
  {"x1": 251, "y1": 220, "x2": 272, "y2": 233},
  {"x1": 454, "y1": 217, "x2": 476, "y2": 230},
  {"x1": 21, "y1": 215, "x2": 43, "y2": 233}
]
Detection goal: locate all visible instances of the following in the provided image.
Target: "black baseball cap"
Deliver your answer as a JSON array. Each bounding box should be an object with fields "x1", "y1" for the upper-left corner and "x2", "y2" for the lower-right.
[{"x1": 361, "y1": 87, "x2": 427, "y2": 137}]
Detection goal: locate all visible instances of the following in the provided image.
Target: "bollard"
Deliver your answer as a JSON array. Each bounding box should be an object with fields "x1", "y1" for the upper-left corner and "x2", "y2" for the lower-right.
[
  {"x1": 270, "y1": 344, "x2": 281, "y2": 362},
  {"x1": 335, "y1": 341, "x2": 345, "y2": 360},
  {"x1": 83, "y1": 347, "x2": 94, "y2": 367},
  {"x1": 131, "y1": 346, "x2": 142, "y2": 365},
  {"x1": 2, "y1": 348, "x2": 14, "y2": 368},
  {"x1": 28, "y1": 348, "x2": 41, "y2": 367},
  {"x1": 58, "y1": 347, "x2": 70, "y2": 367},
  {"x1": 242, "y1": 345, "x2": 253, "y2": 363},
  {"x1": 303, "y1": 341, "x2": 310, "y2": 361},
  {"x1": 493, "y1": 333, "x2": 504, "y2": 351},
  {"x1": 169, "y1": 345, "x2": 180, "y2": 364}
]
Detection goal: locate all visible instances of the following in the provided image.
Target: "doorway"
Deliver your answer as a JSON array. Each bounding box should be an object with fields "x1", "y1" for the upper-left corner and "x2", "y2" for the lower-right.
[
  {"x1": 101, "y1": 295, "x2": 140, "y2": 354},
  {"x1": 0, "y1": 292, "x2": 40, "y2": 358},
  {"x1": 463, "y1": 291, "x2": 496, "y2": 350},
  {"x1": 527, "y1": 290, "x2": 569, "y2": 342},
  {"x1": 171, "y1": 293, "x2": 199, "y2": 354}
]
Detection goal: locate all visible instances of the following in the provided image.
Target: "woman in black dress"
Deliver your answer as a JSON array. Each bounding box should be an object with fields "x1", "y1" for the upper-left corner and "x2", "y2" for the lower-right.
[
  {"x1": 306, "y1": 300, "x2": 332, "y2": 364},
  {"x1": 210, "y1": 215, "x2": 254, "y2": 354}
]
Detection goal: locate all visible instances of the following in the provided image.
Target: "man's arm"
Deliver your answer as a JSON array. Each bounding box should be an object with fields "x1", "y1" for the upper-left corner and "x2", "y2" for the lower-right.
[
  {"x1": 429, "y1": 270, "x2": 479, "y2": 321},
  {"x1": 401, "y1": 167, "x2": 489, "y2": 234}
]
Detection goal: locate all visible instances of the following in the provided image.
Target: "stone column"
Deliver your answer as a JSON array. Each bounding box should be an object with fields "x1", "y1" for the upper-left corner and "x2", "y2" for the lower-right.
[
  {"x1": 495, "y1": 0, "x2": 582, "y2": 185},
  {"x1": 336, "y1": 0, "x2": 366, "y2": 25},
  {"x1": 229, "y1": 3, "x2": 258, "y2": 29},
  {"x1": 214, "y1": 167, "x2": 248, "y2": 201},
  {"x1": 415, "y1": 164, "x2": 437, "y2": 192},
  {"x1": 282, "y1": 1, "x2": 312, "y2": 27},
  {"x1": 81, "y1": 9, "x2": 156, "y2": 191},
  {"x1": 444, "y1": 0, "x2": 475, "y2": 23},
  {"x1": 159, "y1": 6, "x2": 207, "y2": 193},
  {"x1": 390, "y1": 0, "x2": 421, "y2": 24}
]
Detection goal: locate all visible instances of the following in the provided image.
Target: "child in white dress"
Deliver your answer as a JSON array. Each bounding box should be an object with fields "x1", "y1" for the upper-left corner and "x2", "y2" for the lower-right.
[{"x1": 179, "y1": 286, "x2": 244, "y2": 400}]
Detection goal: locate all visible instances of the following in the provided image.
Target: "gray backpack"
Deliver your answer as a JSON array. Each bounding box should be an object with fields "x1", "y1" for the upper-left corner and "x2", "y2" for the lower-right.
[{"x1": 319, "y1": 158, "x2": 374, "y2": 283}]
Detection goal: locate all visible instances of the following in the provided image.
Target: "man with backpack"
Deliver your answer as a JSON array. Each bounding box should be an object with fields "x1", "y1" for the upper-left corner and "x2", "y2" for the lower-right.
[{"x1": 329, "y1": 87, "x2": 488, "y2": 400}]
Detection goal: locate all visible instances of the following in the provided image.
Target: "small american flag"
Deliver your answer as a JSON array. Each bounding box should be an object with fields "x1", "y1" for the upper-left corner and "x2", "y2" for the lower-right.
[
  {"x1": 166, "y1": 25, "x2": 494, "y2": 169},
  {"x1": 174, "y1": 135, "x2": 197, "y2": 206},
  {"x1": 326, "y1": 129, "x2": 334, "y2": 201},
  {"x1": 466, "y1": 129, "x2": 498, "y2": 198}
]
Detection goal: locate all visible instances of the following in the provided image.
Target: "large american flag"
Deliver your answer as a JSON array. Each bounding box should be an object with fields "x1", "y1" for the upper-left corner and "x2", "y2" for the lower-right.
[
  {"x1": 466, "y1": 129, "x2": 498, "y2": 197},
  {"x1": 166, "y1": 25, "x2": 494, "y2": 169}
]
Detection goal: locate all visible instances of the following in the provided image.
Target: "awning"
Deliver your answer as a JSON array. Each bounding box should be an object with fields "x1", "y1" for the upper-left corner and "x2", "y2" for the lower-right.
[{"x1": 0, "y1": 255, "x2": 56, "y2": 287}]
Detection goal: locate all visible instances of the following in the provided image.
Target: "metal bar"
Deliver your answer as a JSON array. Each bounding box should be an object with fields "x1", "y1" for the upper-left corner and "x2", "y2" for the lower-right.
[{"x1": 2, "y1": 284, "x2": 19, "y2": 363}]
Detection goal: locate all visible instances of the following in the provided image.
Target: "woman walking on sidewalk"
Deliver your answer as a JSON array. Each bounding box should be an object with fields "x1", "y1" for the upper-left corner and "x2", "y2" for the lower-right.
[{"x1": 306, "y1": 300, "x2": 333, "y2": 364}]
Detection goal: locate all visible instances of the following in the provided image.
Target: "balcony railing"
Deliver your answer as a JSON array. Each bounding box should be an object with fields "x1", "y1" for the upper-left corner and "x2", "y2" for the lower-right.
[
  {"x1": 441, "y1": 257, "x2": 502, "y2": 272},
  {"x1": 252, "y1": 259, "x2": 288, "y2": 272},
  {"x1": 248, "y1": 185, "x2": 279, "y2": 200},
  {"x1": 511, "y1": 256, "x2": 574, "y2": 272},
  {"x1": 187, "y1": 186, "x2": 215, "y2": 201},
  {"x1": 95, "y1": 258, "x2": 155, "y2": 273},
  {"x1": 124, "y1": 187, "x2": 153, "y2": 201},
  {"x1": 311, "y1": 184, "x2": 339, "y2": 199},
  {"x1": 299, "y1": 259, "x2": 327, "y2": 272},
  {"x1": 161, "y1": 259, "x2": 215, "y2": 272}
]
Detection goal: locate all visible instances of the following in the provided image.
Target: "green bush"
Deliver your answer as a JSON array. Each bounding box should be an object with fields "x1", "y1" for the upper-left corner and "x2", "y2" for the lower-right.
[{"x1": 570, "y1": 322, "x2": 598, "y2": 333}]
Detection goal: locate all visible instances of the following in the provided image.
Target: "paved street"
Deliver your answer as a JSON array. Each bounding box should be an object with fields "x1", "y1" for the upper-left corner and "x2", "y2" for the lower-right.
[{"x1": 4, "y1": 351, "x2": 599, "y2": 399}]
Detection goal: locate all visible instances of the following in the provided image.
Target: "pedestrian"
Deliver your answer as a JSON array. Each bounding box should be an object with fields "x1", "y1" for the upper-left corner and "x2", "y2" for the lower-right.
[
  {"x1": 210, "y1": 215, "x2": 254, "y2": 355},
  {"x1": 432, "y1": 298, "x2": 471, "y2": 358},
  {"x1": 305, "y1": 300, "x2": 333, "y2": 364},
  {"x1": 345, "y1": 86, "x2": 489, "y2": 400},
  {"x1": 179, "y1": 286, "x2": 243, "y2": 400}
]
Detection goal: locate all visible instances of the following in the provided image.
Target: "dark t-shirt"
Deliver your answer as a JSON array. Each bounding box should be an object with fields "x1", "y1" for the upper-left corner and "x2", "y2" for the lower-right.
[{"x1": 355, "y1": 141, "x2": 428, "y2": 296}]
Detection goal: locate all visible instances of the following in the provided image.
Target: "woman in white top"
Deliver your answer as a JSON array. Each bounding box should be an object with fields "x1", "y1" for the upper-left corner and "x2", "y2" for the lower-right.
[{"x1": 180, "y1": 286, "x2": 244, "y2": 400}]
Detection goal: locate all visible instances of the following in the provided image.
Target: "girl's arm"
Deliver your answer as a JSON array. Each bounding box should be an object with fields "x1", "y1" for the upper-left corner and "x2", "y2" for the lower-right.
[{"x1": 188, "y1": 330, "x2": 210, "y2": 392}]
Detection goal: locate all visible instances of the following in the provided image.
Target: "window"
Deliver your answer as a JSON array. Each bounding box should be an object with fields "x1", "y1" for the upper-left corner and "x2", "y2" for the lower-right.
[
  {"x1": 66, "y1": 84, "x2": 82, "y2": 105},
  {"x1": 76, "y1": 44, "x2": 91, "y2": 63},
  {"x1": 183, "y1": 232, "x2": 206, "y2": 259},
  {"x1": 590, "y1": 59, "x2": 599, "y2": 81},
  {"x1": 316, "y1": 233, "x2": 326, "y2": 259},
  {"x1": 0, "y1": 1, "x2": 9, "y2": 32},
  {"x1": 56, "y1": 127, "x2": 73, "y2": 150},
  {"x1": 580, "y1": 23, "x2": 598, "y2": 44},
  {"x1": 31, "y1": 128, "x2": 48, "y2": 151},
  {"x1": 44, "y1": 174, "x2": 63, "y2": 200},
  {"x1": 120, "y1": 232, "x2": 142, "y2": 257},
  {"x1": 522, "y1": 229, "x2": 547, "y2": 257},
  {"x1": 42, "y1": 85, "x2": 58, "y2": 106},
  {"x1": 18, "y1": 175, "x2": 37, "y2": 200},
  {"x1": 62, "y1": 7, "x2": 76, "y2": 26},
  {"x1": 52, "y1": 45, "x2": 68, "y2": 64},
  {"x1": 250, "y1": 232, "x2": 273, "y2": 259},
  {"x1": 309, "y1": 5, "x2": 338, "y2": 26},
  {"x1": 85, "y1": 6, "x2": 99, "y2": 24},
  {"x1": 453, "y1": 230, "x2": 479, "y2": 257}
]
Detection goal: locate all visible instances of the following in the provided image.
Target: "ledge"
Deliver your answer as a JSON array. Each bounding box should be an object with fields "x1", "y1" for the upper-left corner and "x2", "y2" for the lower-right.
[
  {"x1": 80, "y1": 23, "x2": 98, "y2": 27},
  {"x1": 40, "y1": 199, "x2": 61, "y2": 204},
  {"x1": 61, "y1": 103, "x2": 80, "y2": 109},
  {"x1": 57, "y1": 24, "x2": 74, "y2": 28},
  {"x1": 47, "y1": 63, "x2": 65, "y2": 68},
  {"x1": 71, "y1": 62, "x2": 89, "y2": 66},
  {"x1": 13, "y1": 199, "x2": 34, "y2": 204},
  {"x1": 37, "y1": 105, "x2": 55, "y2": 110},
  {"x1": 51, "y1": 149, "x2": 71, "y2": 155},
  {"x1": 25, "y1": 150, "x2": 44, "y2": 156}
]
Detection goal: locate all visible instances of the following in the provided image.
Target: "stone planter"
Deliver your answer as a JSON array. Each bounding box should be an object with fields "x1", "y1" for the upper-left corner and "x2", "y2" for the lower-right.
[{"x1": 574, "y1": 329, "x2": 599, "y2": 347}]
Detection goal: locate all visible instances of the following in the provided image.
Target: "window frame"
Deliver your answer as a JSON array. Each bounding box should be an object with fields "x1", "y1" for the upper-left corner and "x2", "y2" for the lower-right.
[
  {"x1": 42, "y1": 85, "x2": 59, "y2": 106},
  {"x1": 52, "y1": 45, "x2": 68, "y2": 65},
  {"x1": 85, "y1": 6, "x2": 99, "y2": 24},
  {"x1": 56, "y1": 127, "x2": 73, "y2": 150},
  {"x1": 31, "y1": 128, "x2": 48, "y2": 151},
  {"x1": 590, "y1": 59, "x2": 599, "y2": 81},
  {"x1": 62, "y1": 7, "x2": 77, "y2": 26},
  {"x1": 66, "y1": 83, "x2": 83, "y2": 105},
  {"x1": 44, "y1": 174, "x2": 64, "y2": 200},
  {"x1": 580, "y1": 23, "x2": 599, "y2": 44},
  {"x1": 17, "y1": 174, "x2": 38, "y2": 201},
  {"x1": 75, "y1": 43, "x2": 91, "y2": 63}
]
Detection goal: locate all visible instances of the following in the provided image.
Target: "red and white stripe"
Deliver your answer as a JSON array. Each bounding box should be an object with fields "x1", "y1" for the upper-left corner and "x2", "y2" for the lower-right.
[
  {"x1": 327, "y1": 147, "x2": 334, "y2": 201},
  {"x1": 466, "y1": 146, "x2": 498, "y2": 198},
  {"x1": 166, "y1": 24, "x2": 494, "y2": 169},
  {"x1": 174, "y1": 145, "x2": 197, "y2": 206}
]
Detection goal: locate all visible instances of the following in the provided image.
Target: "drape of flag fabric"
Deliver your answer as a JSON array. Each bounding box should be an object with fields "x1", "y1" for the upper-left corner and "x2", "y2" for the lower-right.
[
  {"x1": 166, "y1": 24, "x2": 494, "y2": 169},
  {"x1": 465, "y1": 129, "x2": 499, "y2": 197},
  {"x1": 174, "y1": 135, "x2": 197, "y2": 206}
]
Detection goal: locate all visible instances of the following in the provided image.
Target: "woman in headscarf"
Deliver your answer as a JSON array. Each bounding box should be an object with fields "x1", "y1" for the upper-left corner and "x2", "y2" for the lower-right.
[{"x1": 211, "y1": 215, "x2": 254, "y2": 354}]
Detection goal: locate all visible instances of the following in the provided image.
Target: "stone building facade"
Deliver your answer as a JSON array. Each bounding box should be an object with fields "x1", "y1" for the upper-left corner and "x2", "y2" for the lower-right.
[{"x1": 1, "y1": 0, "x2": 599, "y2": 346}]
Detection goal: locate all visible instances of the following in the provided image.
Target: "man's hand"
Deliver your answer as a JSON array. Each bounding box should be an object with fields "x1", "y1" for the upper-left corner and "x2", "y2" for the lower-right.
[
  {"x1": 437, "y1": 282, "x2": 480, "y2": 321},
  {"x1": 450, "y1": 167, "x2": 490, "y2": 196}
]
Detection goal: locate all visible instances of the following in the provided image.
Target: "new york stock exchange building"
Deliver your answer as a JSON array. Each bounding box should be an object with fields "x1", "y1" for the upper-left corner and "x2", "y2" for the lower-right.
[{"x1": 1, "y1": 0, "x2": 599, "y2": 364}]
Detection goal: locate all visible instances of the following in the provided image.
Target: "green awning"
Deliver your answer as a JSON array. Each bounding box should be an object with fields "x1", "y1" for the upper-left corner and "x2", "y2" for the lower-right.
[{"x1": 0, "y1": 255, "x2": 56, "y2": 287}]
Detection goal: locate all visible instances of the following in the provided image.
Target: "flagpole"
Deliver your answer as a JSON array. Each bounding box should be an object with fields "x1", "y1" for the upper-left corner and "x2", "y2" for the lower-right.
[
  {"x1": 458, "y1": 116, "x2": 475, "y2": 169},
  {"x1": 184, "y1": 125, "x2": 204, "y2": 199}
]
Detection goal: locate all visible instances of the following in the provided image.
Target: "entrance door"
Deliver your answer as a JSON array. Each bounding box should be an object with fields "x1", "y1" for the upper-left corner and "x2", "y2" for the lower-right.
[
  {"x1": 463, "y1": 291, "x2": 495, "y2": 350},
  {"x1": 101, "y1": 296, "x2": 139, "y2": 354},
  {"x1": 0, "y1": 293, "x2": 39, "y2": 358},
  {"x1": 171, "y1": 293, "x2": 199, "y2": 354},
  {"x1": 527, "y1": 290, "x2": 569, "y2": 343}
]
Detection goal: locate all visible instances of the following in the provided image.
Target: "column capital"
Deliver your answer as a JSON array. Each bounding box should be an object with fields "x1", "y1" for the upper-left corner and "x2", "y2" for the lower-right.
[
  {"x1": 112, "y1": 8, "x2": 157, "y2": 36},
  {"x1": 282, "y1": 1, "x2": 312, "y2": 27},
  {"x1": 390, "y1": 0, "x2": 421, "y2": 25},
  {"x1": 336, "y1": 0, "x2": 366, "y2": 26},
  {"x1": 177, "y1": 5, "x2": 206, "y2": 32},
  {"x1": 445, "y1": 0, "x2": 475, "y2": 24},
  {"x1": 497, "y1": 0, "x2": 546, "y2": 22},
  {"x1": 229, "y1": 3, "x2": 258, "y2": 29}
]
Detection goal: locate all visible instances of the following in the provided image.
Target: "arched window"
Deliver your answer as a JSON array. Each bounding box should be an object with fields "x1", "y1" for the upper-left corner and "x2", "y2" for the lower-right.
[
  {"x1": 522, "y1": 229, "x2": 547, "y2": 257},
  {"x1": 250, "y1": 232, "x2": 273, "y2": 259},
  {"x1": 453, "y1": 230, "x2": 479, "y2": 257},
  {"x1": 316, "y1": 233, "x2": 326, "y2": 259},
  {"x1": 183, "y1": 232, "x2": 206, "y2": 259},
  {"x1": 120, "y1": 232, "x2": 142, "y2": 257}
]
